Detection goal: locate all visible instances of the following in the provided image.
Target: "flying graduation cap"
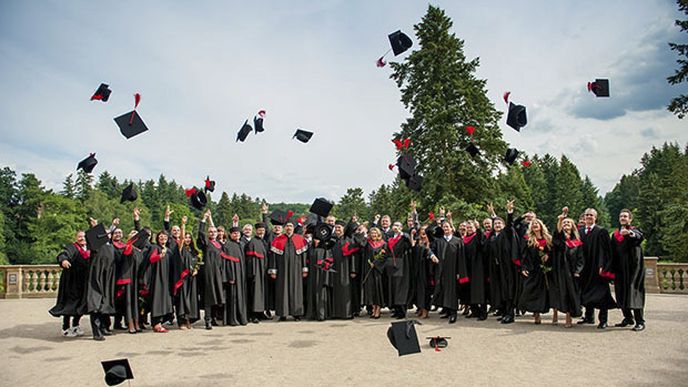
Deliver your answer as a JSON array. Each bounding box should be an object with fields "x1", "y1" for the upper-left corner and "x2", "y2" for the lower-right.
[
  {"x1": 503, "y1": 92, "x2": 527, "y2": 132},
  {"x1": 114, "y1": 93, "x2": 149, "y2": 139},
  {"x1": 236, "y1": 120, "x2": 253, "y2": 142},
  {"x1": 588, "y1": 79, "x2": 610, "y2": 97},
  {"x1": 77, "y1": 153, "x2": 98, "y2": 173},
  {"x1": 309, "y1": 197, "x2": 334, "y2": 218},
  {"x1": 185, "y1": 187, "x2": 207, "y2": 210},
  {"x1": 254, "y1": 110, "x2": 266, "y2": 133},
  {"x1": 204, "y1": 176, "x2": 215, "y2": 193},
  {"x1": 101, "y1": 358, "x2": 134, "y2": 386},
  {"x1": 465, "y1": 143, "x2": 480, "y2": 158},
  {"x1": 504, "y1": 148, "x2": 520, "y2": 165},
  {"x1": 405, "y1": 174, "x2": 424, "y2": 192},
  {"x1": 120, "y1": 183, "x2": 137, "y2": 203},
  {"x1": 293, "y1": 129, "x2": 313, "y2": 143},
  {"x1": 86, "y1": 223, "x2": 109, "y2": 251},
  {"x1": 90, "y1": 83, "x2": 111, "y2": 102},
  {"x1": 376, "y1": 30, "x2": 413, "y2": 67}
]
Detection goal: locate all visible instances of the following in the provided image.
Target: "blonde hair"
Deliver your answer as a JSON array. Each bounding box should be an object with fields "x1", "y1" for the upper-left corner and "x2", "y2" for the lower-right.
[
  {"x1": 562, "y1": 218, "x2": 580, "y2": 240},
  {"x1": 369, "y1": 227, "x2": 382, "y2": 240},
  {"x1": 527, "y1": 219, "x2": 552, "y2": 248}
]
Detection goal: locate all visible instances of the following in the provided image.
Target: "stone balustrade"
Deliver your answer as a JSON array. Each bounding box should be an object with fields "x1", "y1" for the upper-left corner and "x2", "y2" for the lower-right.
[{"x1": 0, "y1": 257, "x2": 685, "y2": 298}]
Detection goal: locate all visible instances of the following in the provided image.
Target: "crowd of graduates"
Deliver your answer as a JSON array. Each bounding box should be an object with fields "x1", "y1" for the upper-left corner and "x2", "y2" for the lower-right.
[{"x1": 49, "y1": 199, "x2": 647, "y2": 341}]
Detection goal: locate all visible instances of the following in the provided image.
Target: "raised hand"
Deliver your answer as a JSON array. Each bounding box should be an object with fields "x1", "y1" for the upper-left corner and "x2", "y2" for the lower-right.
[
  {"x1": 487, "y1": 203, "x2": 495, "y2": 216},
  {"x1": 133, "y1": 208, "x2": 140, "y2": 220},
  {"x1": 439, "y1": 206, "x2": 445, "y2": 217},
  {"x1": 506, "y1": 200, "x2": 514, "y2": 213},
  {"x1": 410, "y1": 199, "x2": 417, "y2": 211},
  {"x1": 181, "y1": 216, "x2": 188, "y2": 225},
  {"x1": 261, "y1": 202, "x2": 269, "y2": 214},
  {"x1": 164, "y1": 205, "x2": 173, "y2": 219},
  {"x1": 112, "y1": 217, "x2": 120, "y2": 227},
  {"x1": 88, "y1": 217, "x2": 98, "y2": 228}
]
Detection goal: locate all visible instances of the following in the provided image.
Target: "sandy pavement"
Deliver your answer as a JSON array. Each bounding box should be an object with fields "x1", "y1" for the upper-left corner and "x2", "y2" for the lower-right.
[{"x1": 0, "y1": 295, "x2": 686, "y2": 386}]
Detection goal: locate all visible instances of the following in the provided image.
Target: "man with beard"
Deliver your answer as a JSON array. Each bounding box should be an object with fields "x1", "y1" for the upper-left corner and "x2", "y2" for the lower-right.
[
  {"x1": 330, "y1": 220, "x2": 358, "y2": 319},
  {"x1": 429, "y1": 220, "x2": 469, "y2": 324},
  {"x1": 387, "y1": 221, "x2": 414, "y2": 319},
  {"x1": 245, "y1": 222, "x2": 270, "y2": 323},
  {"x1": 269, "y1": 219, "x2": 309, "y2": 321},
  {"x1": 223, "y1": 226, "x2": 248, "y2": 326}
]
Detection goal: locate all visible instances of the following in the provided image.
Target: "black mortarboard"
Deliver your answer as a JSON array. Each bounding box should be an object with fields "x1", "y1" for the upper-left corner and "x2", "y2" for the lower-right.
[
  {"x1": 405, "y1": 174, "x2": 423, "y2": 192},
  {"x1": 86, "y1": 223, "x2": 109, "y2": 251},
  {"x1": 309, "y1": 198, "x2": 334, "y2": 218},
  {"x1": 293, "y1": 129, "x2": 314, "y2": 143},
  {"x1": 322, "y1": 238, "x2": 336, "y2": 250},
  {"x1": 90, "y1": 83, "x2": 111, "y2": 102},
  {"x1": 120, "y1": 183, "x2": 137, "y2": 203},
  {"x1": 431, "y1": 224, "x2": 445, "y2": 239},
  {"x1": 427, "y1": 336, "x2": 450, "y2": 349},
  {"x1": 129, "y1": 229, "x2": 151, "y2": 250},
  {"x1": 387, "y1": 320, "x2": 421, "y2": 356},
  {"x1": 190, "y1": 189, "x2": 207, "y2": 210},
  {"x1": 270, "y1": 209, "x2": 289, "y2": 226},
  {"x1": 114, "y1": 110, "x2": 149, "y2": 139},
  {"x1": 506, "y1": 102, "x2": 527, "y2": 132},
  {"x1": 397, "y1": 155, "x2": 416, "y2": 181},
  {"x1": 314, "y1": 223, "x2": 333, "y2": 242},
  {"x1": 465, "y1": 143, "x2": 480, "y2": 157},
  {"x1": 254, "y1": 110, "x2": 266, "y2": 133},
  {"x1": 589, "y1": 79, "x2": 610, "y2": 97},
  {"x1": 77, "y1": 153, "x2": 98, "y2": 173},
  {"x1": 237, "y1": 120, "x2": 252, "y2": 142},
  {"x1": 204, "y1": 176, "x2": 215, "y2": 193},
  {"x1": 388, "y1": 30, "x2": 413, "y2": 56},
  {"x1": 101, "y1": 359, "x2": 134, "y2": 386},
  {"x1": 344, "y1": 220, "x2": 359, "y2": 238},
  {"x1": 504, "y1": 148, "x2": 519, "y2": 165}
]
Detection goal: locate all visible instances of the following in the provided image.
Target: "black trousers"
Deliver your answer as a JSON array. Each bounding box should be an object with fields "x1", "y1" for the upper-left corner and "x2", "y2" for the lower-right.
[
  {"x1": 584, "y1": 307, "x2": 608, "y2": 323},
  {"x1": 622, "y1": 308, "x2": 645, "y2": 324},
  {"x1": 89, "y1": 313, "x2": 108, "y2": 338},
  {"x1": 62, "y1": 315, "x2": 81, "y2": 330}
]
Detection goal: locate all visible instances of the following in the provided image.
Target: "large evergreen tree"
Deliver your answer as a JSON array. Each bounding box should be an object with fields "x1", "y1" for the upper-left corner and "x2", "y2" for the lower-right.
[{"x1": 668, "y1": 0, "x2": 688, "y2": 118}]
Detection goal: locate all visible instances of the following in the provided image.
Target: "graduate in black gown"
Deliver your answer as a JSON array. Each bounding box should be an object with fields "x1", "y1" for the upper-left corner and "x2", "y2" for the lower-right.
[
  {"x1": 578, "y1": 208, "x2": 617, "y2": 329},
  {"x1": 262, "y1": 203, "x2": 282, "y2": 318},
  {"x1": 269, "y1": 220, "x2": 309, "y2": 321},
  {"x1": 551, "y1": 208, "x2": 584, "y2": 328},
  {"x1": 330, "y1": 220, "x2": 359, "y2": 319},
  {"x1": 410, "y1": 226, "x2": 433, "y2": 319},
  {"x1": 112, "y1": 228, "x2": 139, "y2": 334},
  {"x1": 85, "y1": 220, "x2": 117, "y2": 341},
  {"x1": 463, "y1": 221, "x2": 488, "y2": 320},
  {"x1": 245, "y1": 222, "x2": 269, "y2": 323},
  {"x1": 486, "y1": 202, "x2": 521, "y2": 324},
  {"x1": 142, "y1": 230, "x2": 174, "y2": 333},
  {"x1": 386, "y1": 221, "x2": 414, "y2": 319},
  {"x1": 197, "y1": 210, "x2": 226, "y2": 329},
  {"x1": 518, "y1": 218, "x2": 553, "y2": 324},
  {"x1": 306, "y1": 236, "x2": 334, "y2": 321},
  {"x1": 223, "y1": 226, "x2": 248, "y2": 326},
  {"x1": 356, "y1": 226, "x2": 387, "y2": 319},
  {"x1": 172, "y1": 217, "x2": 200, "y2": 330},
  {"x1": 429, "y1": 220, "x2": 469, "y2": 324},
  {"x1": 49, "y1": 230, "x2": 89, "y2": 337},
  {"x1": 610, "y1": 209, "x2": 646, "y2": 331}
]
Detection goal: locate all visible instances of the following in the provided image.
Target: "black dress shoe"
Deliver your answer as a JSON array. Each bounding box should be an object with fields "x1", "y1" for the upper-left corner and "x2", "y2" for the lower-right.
[
  {"x1": 211, "y1": 318, "x2": 219, "y2": 326},
  {"x1": 448, "y1": 315, "x2": 457, "y2": 324},
  {"x1": 278, "y1": 316, "x2": 287, "y2": 322},
  {"x1": 614, "y1": 319, "x2": 634, "y2": 327},
  {"x1": 205, "y1": 321, "x2": 213, "y2": 330},
  {"x1": 500, "y1": 315, "x2": 514, "y2": 324},
  {"x1": 93, "y1": 335, "x2": 105, "y2": 341},
  {"x1": 632, "y1": 323, "x2": 645, "y2": 332},
  {"x1": 113, "y1": 324, "x2": 126, "y2": 331},
  {"x1": 477, "y1": 315, "x2": 487, "y2": 321},
  {"x1": 394, "y1": 313, "x2": 406, "y2": 320},
  {"x1": 597, "y1": 322, "x2": 608, "y2": 329},
  {"x1": 577, "y1": 318, "x2": 593, "y2": 325},
  {"x1": 264, "y1": 311, "x2": 273, "y2": 319},
  {"x1": 293, "y1": 316, "x2": 301, "y2": 321},
  {"x1": 102, "y1": 329, "x2": 112, "y2": 336}
]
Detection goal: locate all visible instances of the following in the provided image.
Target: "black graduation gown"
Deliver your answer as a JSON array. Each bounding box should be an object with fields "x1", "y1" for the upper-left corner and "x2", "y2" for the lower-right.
[
  {"x1": 172, "y1": 246, "x2": 199, "y2": 322},
  {"x1": 360, "y1": 239, "x2": 387, "y2": 307},
  {"x1": 306, "y1": 244, "x2": 333, "y2": 320},
  {"x1": 222, "y1": 240, "x2": 248, "y2": 326},
  {"x1": 518, "y1": 240, "x2": 551, "y2": 313},
  {"x1": 386, "y1": 234, "x2": 414, "y2": 307},
  {"x1": 464, "y1": 232, "x2": 488, "y2": 305},
  {"x1": 269, "y1": 234, "x2": 309, "y2": 317},
  {"x1": 412, "y1": 244, "x2": 433, "y2": 310},
  {"x1": 245, "y1": 237, "x2": 269, "y2": 313},
  {"x1": 578, "y1": 226, "x2": 617, "y2": 310},
  {"x1": 610, "y1": 228, "x2": 646, "y2": 309},
  {"x1": 430, "y1": 236, "x2": 468, "y2": 310},
  {"x1": 86, "y1": 243, "x2": 116, "y2": 315},
  {"x1": 197, "y1": 222, "x2": 226, "y2": 307},
  {"x1": 143, "y1": 245, "x2": 174, "y2": 319},
  {"x1": 113, "y1": 241, "x2": 138, "y2": 324},
  {"x1": 551, "y1": 231, "x2": 584, "y2": 316},
  {"x1": 492, "y1": 213, "x2": 521, "y2": 307},
  {"x1": 50, "y1": 243, "x2": 90, "y2": 317},
  {"x1": 330, "y1": 236, "x2": 359, "y2": 318}
]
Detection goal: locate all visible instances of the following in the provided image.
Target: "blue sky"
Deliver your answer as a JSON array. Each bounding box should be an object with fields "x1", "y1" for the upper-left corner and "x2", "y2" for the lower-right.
[{"x1": 1, "y1": 0, "x2": 686, "y2": 202}]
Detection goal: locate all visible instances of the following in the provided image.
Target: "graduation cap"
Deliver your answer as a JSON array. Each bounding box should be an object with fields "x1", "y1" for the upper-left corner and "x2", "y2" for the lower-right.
[
  {"x1": 427, "y1": 336, "x2": 450, "y2": 351},
  {"x1": 101, "y1": 358, "x2": 134, "y2": 386},
  {"x1": 344, "y1": 220, "x2": 359, "y2": 238},
  {"x1": 114, "y1": 93, "x2": 148, "y2": 139},
  {"x1": 396, "y1": 155, "x2": 416, "y2": 181},
  {"x1": 322, "y1": 238, "x2": 337, "y2": 251},
  {"x1": 309, "y1": 197, "x2": 334, "y2": 218},
  {"x1": 129, "y1": 229, "x2": 151, "y2": 250},
  {"x1": 293, "y1": 129, "x2": 313, "y2": 143},
  {"x1": 388, "y1": 30, "x2": 413, "y2": 56},
  {"x1": 77, "y1": 153, "x2": 98, "y2": 173},
  {"x1": 506, "y1": 102, "x2": 527, "y2": 132},
  {"x1": 588, "y1": 79, "x2": 610, "y2": 97},
  {"x1": 237, "y1": 120, "x2": 252, "y2": 142},
  {"x1": 504, "y1": 148, "x2": 519, "y2": 165},
  {"x1": 387, "y1": 320, "x2": 422, "y2": 356},
  {"x1": 120, "y1": 183, "x2": 137, "y2": 203},
  {"x1": 465, "y1": 143, "x2": 480, "y2": 157},
  {"x1": 204, "y1": 176, "x2": 215, "y2": 193},
  {"x1": 86, "y1": 223, "x2": 109, "y2": 251},
  {"x1": 405, "y1": 174, "x2": 424, "y2": 192},
  {"x1": 189, "y1": 189, "x2": 207, "y2": 210},
  {"x1": 313, "y1": 223, "x2": 334, "y2": 242},
  {"x1": 270, "y1": 209, "x2": 289, "y2": 226},
  {"x1": 254, "y1": 110, "x2": 266, "y2": 133},
  {"x1": 431, "y1": 225, "x2": 445, "y2": 239},
  {"x1": 90, "y1": 83, "x2": 111, "y2": 102}
]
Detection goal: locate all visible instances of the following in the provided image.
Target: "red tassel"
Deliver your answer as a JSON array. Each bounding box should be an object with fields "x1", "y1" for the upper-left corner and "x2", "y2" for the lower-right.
[
  {"x1": 376, "y1": 57, "x2": 386, "y2": 67},
  {"x1": 393, "y1": 138, "x2": 402, "y2": 150},
  {"x1": 428, "y1": 212, "x2": 435, "y2": 221},
  {"x1": 185, "y1": 187, "x2": 197, "y2": 197},
  {"x1": 134, "y1": 93, "x2": 141, "y2": 109},
  {"x1": 388, "y1": 164, "x2": 395, "y2": 171},
  {"x1": 465, "y1": 126, "x2": 475, "y2": 136},
  {"x1": 587, "y1": 82, "x2": 593, "y2": 92},
  {"x1": 503, "y1": 91, "x2": 510, "y2": 104},
  {"x1": 258, "y1": 110, "x2": 266, "y2": 117},
  {"x1": 287, "y1": 210, "x2": 294, "y2": 219},
  {"x1": 205, "y1": 176, "x2": 211, "y2": 189},
  {"x1": 403, "y1": 138, "x2": 411, "y2": 149},
  {"x1": 521, "y1": 160, "x2": 532, "y2": 168}
]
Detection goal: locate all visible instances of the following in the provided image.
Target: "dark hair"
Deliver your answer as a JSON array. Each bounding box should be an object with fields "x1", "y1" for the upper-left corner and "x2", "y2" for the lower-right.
[{"x1": 620, "y1": 208, "x2": 633, "y2": 218}]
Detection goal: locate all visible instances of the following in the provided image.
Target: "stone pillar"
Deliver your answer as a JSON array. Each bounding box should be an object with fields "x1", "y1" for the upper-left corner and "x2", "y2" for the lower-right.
[
  {"x1": 3, "y1": 265, "x2": 23, "y2": 299},
  {"x1": 644, "y1": 257, "x2": 660, "y2": 294}
]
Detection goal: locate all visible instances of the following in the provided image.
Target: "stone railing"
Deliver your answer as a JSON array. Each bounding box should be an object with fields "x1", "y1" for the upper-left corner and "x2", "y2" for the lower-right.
[
  {"x1": 656, "y1": 261, "x2": 688, "y2": 294},
  {"x1": 0, "y1": 265, "x2": 61, "y2": 299}
]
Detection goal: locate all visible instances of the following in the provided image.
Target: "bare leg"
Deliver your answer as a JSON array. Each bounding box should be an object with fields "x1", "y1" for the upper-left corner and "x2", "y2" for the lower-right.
[{"x1": 552, "y1": 309, "x2": 559, "y2": 324}]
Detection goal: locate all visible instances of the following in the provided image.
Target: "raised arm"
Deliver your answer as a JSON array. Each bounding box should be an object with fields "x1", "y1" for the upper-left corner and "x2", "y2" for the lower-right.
[
  {"x1": 133, "y1": 208, "x2": 142, "y2": 231},
  {"x1": 163, "y1": 205, "x2": 173, "y2": 232}
]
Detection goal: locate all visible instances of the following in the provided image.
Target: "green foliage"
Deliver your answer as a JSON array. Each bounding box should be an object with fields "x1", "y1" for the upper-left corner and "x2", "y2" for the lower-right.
[
  {"x1": 659, "y1": 203, "x2": 688, "y2": 262},
  {"x1": 668, "y1": 0, "x2": 688, "y2": 118},
  {"x1": 28, "y1": 194, "x2": 85, "y2": 264},
  {"x1": 333, "y1": 187, "x2": 369, "y2": 221}
]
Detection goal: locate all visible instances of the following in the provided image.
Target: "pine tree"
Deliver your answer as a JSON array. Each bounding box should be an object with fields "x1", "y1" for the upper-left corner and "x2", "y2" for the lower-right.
[
  {"x1": 62, "y1": 173, "x2": 76, "y2": 198},
  {"x1": 581, "y1": 176, "x2": 610, "y2": 227},
  {"x1": 96, "y1": 171, "x2": 119, "y2": 199},
  {"x1": 668, "y1": 0, "x2": 688, "y2": 118},
  {"x1": 335, "y1": 187, "x2": 369, "y2": 220},
  {"x1": 553, "y1": 155, "x2": 584, "y2": 227},
  {"x1": 215, "y1": 192, "x2": 233, "y2": 227},
  {"x1": 604, "y1": 173, "x2": 641, "y2": 228},
  {"x1": 74, "y1": 170, "x2": 94, "y2": 201},
  {"x1": 390, "y1": 5, "x2": 507, "y2": 208}
]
